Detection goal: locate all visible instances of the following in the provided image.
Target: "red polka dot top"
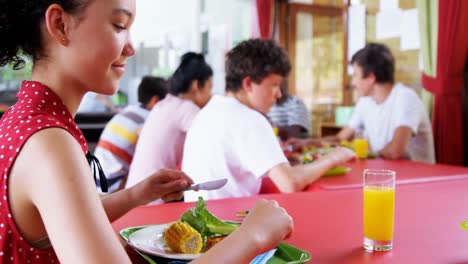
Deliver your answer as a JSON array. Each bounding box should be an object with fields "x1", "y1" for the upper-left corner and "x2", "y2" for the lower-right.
[{"x1": 0, "y1": 81, "x2": 89, "y2": 263}]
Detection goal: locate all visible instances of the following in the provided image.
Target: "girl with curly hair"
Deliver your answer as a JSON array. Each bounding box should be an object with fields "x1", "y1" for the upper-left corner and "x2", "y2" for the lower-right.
[{"x1": 0, "y1": 1, "x2": 293, "y2": 263}]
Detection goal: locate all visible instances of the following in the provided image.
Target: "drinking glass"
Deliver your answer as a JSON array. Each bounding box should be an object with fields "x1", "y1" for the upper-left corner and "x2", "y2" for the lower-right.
[
  {"x1": 363, "y1": 169, "x2": 395, "y2": 252},
  {"x1": 353, "y1": 130, "x2": 369, "y2": 159}
]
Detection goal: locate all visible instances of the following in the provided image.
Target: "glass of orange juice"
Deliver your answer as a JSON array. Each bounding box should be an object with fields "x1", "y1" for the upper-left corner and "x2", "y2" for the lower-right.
[
  {"x1": 353, "y1": 138, "x2": 369, "y2": 159},
  {"x1": 363, "y1": 169, "x2": 395, "y2": 252}
]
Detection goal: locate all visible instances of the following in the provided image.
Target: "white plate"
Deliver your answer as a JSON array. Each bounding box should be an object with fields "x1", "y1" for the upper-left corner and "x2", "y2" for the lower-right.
[{"x1": 127, "y1": 223, "x2": 203, "y2": 260}]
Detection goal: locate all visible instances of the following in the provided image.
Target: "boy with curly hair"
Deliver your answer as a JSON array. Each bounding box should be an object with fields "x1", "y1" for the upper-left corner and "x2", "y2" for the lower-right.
[{"x1": 182, "y1": 39, "x2": 355, "y2": 201}]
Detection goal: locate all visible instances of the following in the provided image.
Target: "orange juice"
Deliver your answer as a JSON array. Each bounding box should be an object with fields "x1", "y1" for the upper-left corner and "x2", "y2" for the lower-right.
[
  {"x1": 363, "y1": 186, "x2": 395, "y2": 241},
  {"x1": 272, "y1": 127, "x2": 279, "y2": 137},
  {"x1": 353, "y1": 138, "x2": 369, "y2": 159}
]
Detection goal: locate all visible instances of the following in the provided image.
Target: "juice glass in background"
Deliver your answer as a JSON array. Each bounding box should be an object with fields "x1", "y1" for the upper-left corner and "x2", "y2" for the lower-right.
[
  {"x1": 363, "y1": 169, "x2": 395, "y2": 252},
  {"x1": 272, "y1": 126, "x2": 279, "y2": 137},
  {"x1": 353, "y1": 138, "x2": 369, "y2": 159}
]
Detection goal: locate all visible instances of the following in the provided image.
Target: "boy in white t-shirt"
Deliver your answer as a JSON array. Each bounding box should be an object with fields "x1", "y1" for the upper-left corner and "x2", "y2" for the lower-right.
[
  {"x1": 182, "y1": 39, "x2": 355, "y2": 201},
  {"x1": 290, "y1": 43, "x2": 435, "y2": 163}
]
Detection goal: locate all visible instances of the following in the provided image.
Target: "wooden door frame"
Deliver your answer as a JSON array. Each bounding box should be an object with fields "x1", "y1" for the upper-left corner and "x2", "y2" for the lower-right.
[{"x1": 277, "y1": 1, "x2": 351, "y2": 105}]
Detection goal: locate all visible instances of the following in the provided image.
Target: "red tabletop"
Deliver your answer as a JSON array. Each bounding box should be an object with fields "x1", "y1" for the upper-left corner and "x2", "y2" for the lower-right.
[
  {"x1": 306, "y1": 159, "x2": 468, "y2": 191},
  {"x1": 113, "y1": 179, "x2": 468, "y2": 263}
]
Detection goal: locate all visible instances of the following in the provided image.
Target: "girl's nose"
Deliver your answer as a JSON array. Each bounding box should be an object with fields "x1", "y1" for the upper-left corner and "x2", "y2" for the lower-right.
[{"x1": 123, "y1": 36, "x2": 136, "y2": 57}]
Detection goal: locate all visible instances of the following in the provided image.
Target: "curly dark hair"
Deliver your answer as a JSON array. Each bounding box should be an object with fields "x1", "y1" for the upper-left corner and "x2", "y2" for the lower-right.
[
  {"x1": 225, "y1": 39, "x2": 291, "y2": 92},
  {"x1": 0, "y1": 0, "x2": 90, "y2": 70},
  {"x1": 169, "y1": 52, "x2": 213, "y2": 95},
  {"x1": 351, "y1": 43, "x2": 395, "y2": 84}
]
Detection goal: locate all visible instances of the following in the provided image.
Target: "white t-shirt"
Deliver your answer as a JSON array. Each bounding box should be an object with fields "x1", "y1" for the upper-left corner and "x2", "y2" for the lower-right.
[
  {"x1": 348, "y1": 83, "x2": 435, "y2": 163},
  {"x1": 182, "y1": 95, "x2": 288, "y2": 201}
]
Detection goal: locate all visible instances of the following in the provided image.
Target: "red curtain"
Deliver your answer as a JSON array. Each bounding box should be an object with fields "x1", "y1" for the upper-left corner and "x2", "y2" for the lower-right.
[
  {"x1": 256, "y1": 0, "x2": 273, "y2": 39},
  {"x1": 421, "y1": 0, "x2": 468, "y2": 165}
]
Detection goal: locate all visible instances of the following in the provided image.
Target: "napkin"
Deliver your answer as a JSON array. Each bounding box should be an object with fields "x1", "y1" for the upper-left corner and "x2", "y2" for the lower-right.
[
  {"x1": 167, "y1": 248, "x2": 277, "y2": 264},
  {"x1": 250, "y1": 248, "x2": 277, "y2": 264}
]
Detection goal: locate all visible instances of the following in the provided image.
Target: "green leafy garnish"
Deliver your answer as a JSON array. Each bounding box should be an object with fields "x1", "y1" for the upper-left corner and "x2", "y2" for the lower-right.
[
  {"x1": 323, "y1": 166, "x2": 350, "y2": 176},
  {"x1": 460, "y1": 220, "x2": 468, "y2": 230},
  {"x1": 180, "y1": 197, "x2": 238, "y2": 241}
]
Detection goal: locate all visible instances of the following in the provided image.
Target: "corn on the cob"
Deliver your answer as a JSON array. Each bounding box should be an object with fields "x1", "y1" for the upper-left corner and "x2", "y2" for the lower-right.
[{"x1": 163, "y1": 221, "x2": 203, "y2": 254}]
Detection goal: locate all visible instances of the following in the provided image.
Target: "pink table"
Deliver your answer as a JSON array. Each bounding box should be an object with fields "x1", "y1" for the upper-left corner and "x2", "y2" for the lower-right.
[
  {"x1": 306, "y1": 159, "x2": 468, "y2": 191},
  {"x1": 113, "y1": 179, "x2": 468, "y2": 263}
]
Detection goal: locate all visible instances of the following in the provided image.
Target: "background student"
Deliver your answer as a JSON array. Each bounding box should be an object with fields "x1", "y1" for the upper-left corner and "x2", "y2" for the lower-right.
[
  {"x1": 267, "y1": 81, "x2": 310, "y2": 141},
  {"x1": 183, "y1": 39, "x2": 355, "y2": 202},
  {"x1": 95, "y1": 76, "x2": 168, "y2": 192},
  {"x1": 126, "y1": 52, "x2": 213, "y2": 190},
  {"x1": 289, "y1": 43, "x2": 435, "y2": 163}
]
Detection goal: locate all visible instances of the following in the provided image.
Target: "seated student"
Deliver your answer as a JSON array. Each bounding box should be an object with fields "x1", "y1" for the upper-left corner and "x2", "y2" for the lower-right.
[
  {"x1": 126, "y1": 52, "x2": 213, "y2": 189},
  {"x1": 182, "y1": 39, "x2": 355, "y2": 202},
  {"x1": 289, "y1": 43, "x2": 435, "y2": 163},
  {"x1": 0, "y1": 1, "x2": 293, "y2": 263},
  {"x1": 94, "y1": 76, "x2": 167, "y2": 192},
  {"x1": 267, "y1": 82, "x2": 310, "y2": 141}
]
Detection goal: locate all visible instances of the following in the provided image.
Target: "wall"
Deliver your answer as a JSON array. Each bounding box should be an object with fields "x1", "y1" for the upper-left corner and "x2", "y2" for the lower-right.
[{"x1": 360, "y1": 0, "x2": 421, "y2": 92}]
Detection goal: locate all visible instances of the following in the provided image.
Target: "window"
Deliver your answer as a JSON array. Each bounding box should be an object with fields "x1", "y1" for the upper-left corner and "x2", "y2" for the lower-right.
[{"x1": 286, "y1": 3, "x2": 348, "y2": 136}]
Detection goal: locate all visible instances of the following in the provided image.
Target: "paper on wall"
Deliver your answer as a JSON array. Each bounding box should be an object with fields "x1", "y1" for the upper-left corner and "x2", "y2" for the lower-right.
[
  {"x1": 348, "y1": 4, "x2": 366, "y2": 73},
  {"x1": 379, "y1": 0, "x2": 399, "y2": 11},
  {"x1": 376, "y1": 8, "x2": 402, "y2": 40},
  {"x1": 400, "y1": 9, "x2": 420, "y2": 50}
]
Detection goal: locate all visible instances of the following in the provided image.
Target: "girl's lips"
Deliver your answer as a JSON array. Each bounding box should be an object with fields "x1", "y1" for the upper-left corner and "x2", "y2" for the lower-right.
[{"x1": 111, "y1": 64, "x2": 126, "y2": 76}]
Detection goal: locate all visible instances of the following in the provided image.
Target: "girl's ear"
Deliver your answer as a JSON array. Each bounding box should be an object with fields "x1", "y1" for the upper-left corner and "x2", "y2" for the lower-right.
[
  {"x1": 242, "y1": 76, "x2": 253, "y2": 92},
  {"x1": 146, "y1": 96, "x2": 159, "y2": 109},
  {"x1": 189, "y1": 80, "x2": 200, "y2": 93},
  {"x1": 44, "y1": 4, "x2": 72, "y2": 46}
]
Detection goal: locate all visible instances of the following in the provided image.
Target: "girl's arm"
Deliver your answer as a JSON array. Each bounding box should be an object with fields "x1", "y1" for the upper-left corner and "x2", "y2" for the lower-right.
[
  {"x1": 100, "y1": 169, "x2": 193, "y2": 222},
  {"x1": 12, "y1": 128, "x2": 132, "y2": 263}
]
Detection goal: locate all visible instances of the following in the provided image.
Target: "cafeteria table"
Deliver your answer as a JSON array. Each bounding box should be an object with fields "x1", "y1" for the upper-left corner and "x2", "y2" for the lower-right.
[
  {"x1": 306, "y1": 159, "x2": 468, "y2": 191},
  {"x1": 113, "y1": 179, "x2": 468, "y2": 263}
]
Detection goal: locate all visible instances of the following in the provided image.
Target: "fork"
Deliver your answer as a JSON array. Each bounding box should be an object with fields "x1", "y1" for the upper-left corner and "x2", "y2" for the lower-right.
[{"x1": 234, "y1": 210, "x2": 249, "y2": 223}]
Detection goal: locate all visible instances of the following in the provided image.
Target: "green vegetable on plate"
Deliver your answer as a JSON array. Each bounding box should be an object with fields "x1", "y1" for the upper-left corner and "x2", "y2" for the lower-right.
[{"x1": 180, "y1": 197, "x2": 238, "y2": 242}]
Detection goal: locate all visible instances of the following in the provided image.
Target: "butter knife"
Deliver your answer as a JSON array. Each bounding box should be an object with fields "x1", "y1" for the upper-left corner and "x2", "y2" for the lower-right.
[{"x1": 185, "y1": 178, "x2": 228, "y2": 191}]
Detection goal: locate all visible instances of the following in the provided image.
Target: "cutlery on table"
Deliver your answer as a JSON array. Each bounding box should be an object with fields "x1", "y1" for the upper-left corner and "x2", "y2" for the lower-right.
[
  {"x1": 234, "y1": 210, "x2": 249, "y2": 223},
  {"x1": 184, "y1": 178, "x2": 228, "y2": 191}
]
